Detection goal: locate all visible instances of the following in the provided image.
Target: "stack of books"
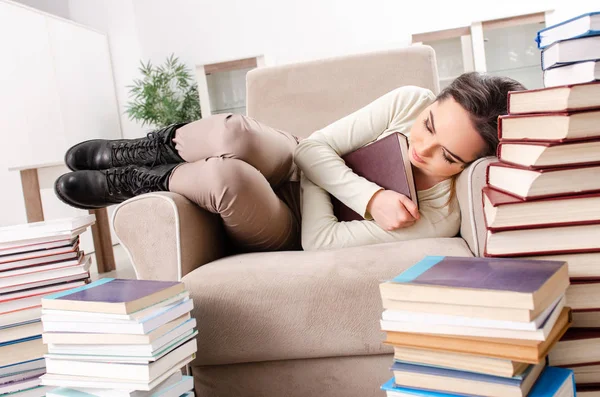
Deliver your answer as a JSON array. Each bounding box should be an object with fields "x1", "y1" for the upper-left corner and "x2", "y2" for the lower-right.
[
  {"x1": 536, "y1": 12, "x2": 599, "y2": 88},
  {"x1": 378, "y1": 255, "x2": 575, "y2": 397},
  {"x1": 0, "y1": 215, "x2": 95, "y2": 397},
  {"x1": 39, "y1": 278, "x2": 197, "y2": 397},
  {"x1": 484, "y1": 12, "x2": 600, "y2": 395}
]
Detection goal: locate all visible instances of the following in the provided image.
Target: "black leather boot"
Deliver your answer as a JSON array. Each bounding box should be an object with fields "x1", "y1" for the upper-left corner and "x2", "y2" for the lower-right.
[
  {"x1": 65, "y1": 123, "x2": 187, "y2": 171},
  {"x1": 54, "y1": 164, "x2": 178, "y2": 210}
]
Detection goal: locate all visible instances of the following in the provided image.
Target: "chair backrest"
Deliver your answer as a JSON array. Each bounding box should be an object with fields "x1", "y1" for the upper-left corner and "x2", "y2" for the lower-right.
[{"x1": 246, "y1": 45, "x2": 440, "y2": 139}]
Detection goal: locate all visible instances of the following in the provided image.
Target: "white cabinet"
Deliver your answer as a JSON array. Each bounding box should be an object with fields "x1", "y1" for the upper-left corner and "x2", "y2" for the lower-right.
[{"x1": 413, "y1": 12, "x2": 548, "y2": 91}]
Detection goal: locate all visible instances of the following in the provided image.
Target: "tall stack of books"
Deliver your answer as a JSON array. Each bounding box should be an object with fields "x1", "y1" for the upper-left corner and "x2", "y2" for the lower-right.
[
  {"x1": 40, "y1": 278, "x2": 197, "y2": 397},
  {"x1": 483, "y1": 12, "x2": 600, "y2": 396},
  {"x1": 0, "y1": 215, "x2": 94, "y2": 397},
  {"x1": 378, "y1": 255, "x2": 575, "y2": 397}
]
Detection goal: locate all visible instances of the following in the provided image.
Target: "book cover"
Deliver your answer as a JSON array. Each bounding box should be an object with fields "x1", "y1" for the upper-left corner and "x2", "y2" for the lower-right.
[
  {"x1": 381, "y1": 367, "x2": 574, "y2": 397},
  {"x1": 0, "y1": 215, "x2": 95, "y2": 244},
  {"x1": 536, "y1": 11, "x2": 600, "y2": 48},
  {"x1": 498, "y1": 110, "x2": 600, "y2": 143},
  {"x1": 486, "y1": 162, "x2": 600, "y2": 201},
  {"x1": 42, "y1": 278, "x2": 185, "y2": 315},
  {"x1": 542, "y1": 35, "x2": 600, "y2": 70},
  {"x1": 482, "y1": 186, "x2": 600, "y2": 231},
  {"x1": 507, "y1": 81, "x2": 600, "y2": 114},
  {"x1": 389, "y1": 256, "x2": 565, "y2": 294},
  {"x1": 497, "y1": 139, "x2": 600, "y2": 170},
  {"x1": 390, "y1": 361, "x2": 531, "y2": 386},
  {"x1": 331, "y1": 132, "x2": 417, "y2": 221}
]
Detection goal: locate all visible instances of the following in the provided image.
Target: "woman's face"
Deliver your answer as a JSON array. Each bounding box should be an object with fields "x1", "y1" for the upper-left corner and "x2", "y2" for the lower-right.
[{"x1": 408, "y1": 97, "x2": 486, "y2": 180}]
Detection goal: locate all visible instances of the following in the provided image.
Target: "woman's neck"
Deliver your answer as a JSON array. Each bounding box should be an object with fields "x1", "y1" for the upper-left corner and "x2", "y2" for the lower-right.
[{"x1": 412, "y1": 166, "x2": 448, "y2": 191}]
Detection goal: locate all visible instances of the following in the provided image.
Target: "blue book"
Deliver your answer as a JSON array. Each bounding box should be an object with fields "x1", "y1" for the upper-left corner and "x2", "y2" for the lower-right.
[
  {"x1": 537, "y1": 11, "x2": 600, "y2": 49},
  {"x1": 390, "y1": 361, "x2": 544, "y2": 396},
  {"x1": 381, "y1": 366, "x2": 575, "y2": 397}
]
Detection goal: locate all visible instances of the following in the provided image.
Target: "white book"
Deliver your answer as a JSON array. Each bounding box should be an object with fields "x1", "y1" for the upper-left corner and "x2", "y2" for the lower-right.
[
  {"x1": 0, "y1": 337, "x2": 47, "y2": 368},
  {"x1": 0, "y1": 307, "x2": 42, "y2": 328},
  {"x1": 0, "y1": 358, "x2": 45, "y2": 377},
  {"x1": 543, "y1": 35, "x2": 600, "y2": 70},
  {"x1": 537, "y1": 12, "x2": 600, "y2": 48},
  {"x1": 0, "y1": 231, "x2": 85, "y2": 251},
  {"x1": 0, "y1": 256, "x2": 91, "y2": 290},
  {"x1": 380, "y1": 295, "x2": 564, "y2": 341},
  {"x1": 544, "y1": 60, "x2": 600, "y2": 87},
  {"x1": 41, "y1": 355, "x2": 191, "y2": 391},
  {"x1": 382, "y1": 296, "x2": 564, "y2": 331},
  {"x1": 47, "y1": 319, "x2": 196, "y2": 353},
  {"x1": 0, "y1": 376, "x2": 41, "y2": 394},
  {"x1": 42, "y1": 298, "x2": 193, "y2": 335},
  {"x1": 42, "y1": 315, "x2": 191, "y2": 345},
  {"x1": 0, "y1": 238, "x2": 76, "y2": 257},
  {"x1": 0, "y1": 216, "x2": 95, "y2": 244},
  {"x1": 41, "y1": 292, "x2": 190, "y2": 321},
  {"x1": 0, "y1": 321, "x2": 42, "y2": 344},
  {"x1": 45, "y1": 330, "x2": 198, "y2": 363},
  {"x1": 0, "y1": 272, "x2": 90, "y2": 295},
  {"x1": 0, "y1": 281, "x2": 87, "y2": 315},
  {"x1": 46, "y1": 373, "x2": 191, "y2": 397},
  {"x1": 0, "y1": 368, "x2": 46, "y2": 386},
  {"x1": 0, "y1": 243, "x2": 78, "y2": 265},
  {"x1": 44, "y1": 340, "x2": 196, "y2": 382}
]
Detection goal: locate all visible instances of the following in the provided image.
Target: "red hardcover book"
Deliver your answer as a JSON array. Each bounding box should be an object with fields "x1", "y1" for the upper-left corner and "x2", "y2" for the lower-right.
[
  {"x1": 549, "y1": 328, "x2": 600, "y2": 367},
  {"x1": 497, "y1": 139, "x2": 600, "y2": 170},
  {"x1": 486, "y1": 162, "x2": 600, "y2": 201},
  {"x1": 331, "y1": 132, "x2": 417, "y2": 222},
  {"x1": 498, "y1": 110, "x2": 600, "y2": 143},
  {"x1": 507, "y1": 81, "x2": 600, "y2": 115},
  {"x1": 482, "y1": 186, "x2": 600, "y2": 232}
]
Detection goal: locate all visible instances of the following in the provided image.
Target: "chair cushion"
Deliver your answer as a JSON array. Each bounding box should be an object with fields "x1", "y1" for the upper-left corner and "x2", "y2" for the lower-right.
[{"x1": 183, "y1": 237, "x2": 473, "y2": 366}]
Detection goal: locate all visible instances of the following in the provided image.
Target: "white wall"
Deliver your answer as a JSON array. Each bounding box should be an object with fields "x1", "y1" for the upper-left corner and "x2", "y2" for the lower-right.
[
  {"x1": 12, "y1": 0, "x2": 69, "y2": 18},
  {"x1": 65, "y1": 0, "x2": 599, "y2": 134}
]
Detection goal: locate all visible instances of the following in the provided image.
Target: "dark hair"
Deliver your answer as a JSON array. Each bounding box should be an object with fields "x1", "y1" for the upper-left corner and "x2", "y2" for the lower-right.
[{"x1": 436, "y1": 72, "x2": 526, "y2": 159}]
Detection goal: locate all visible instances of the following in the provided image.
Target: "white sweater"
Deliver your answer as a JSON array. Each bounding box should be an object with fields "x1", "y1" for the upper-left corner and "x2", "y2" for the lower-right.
[{"x1": 294, "y1": 85, "x2": 461, "y2": 251}]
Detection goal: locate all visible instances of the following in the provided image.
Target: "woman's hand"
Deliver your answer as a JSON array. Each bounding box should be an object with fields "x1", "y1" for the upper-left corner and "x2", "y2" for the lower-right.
[{"x1": 366, "y1": 190, "x2": 420, "y2": 231}]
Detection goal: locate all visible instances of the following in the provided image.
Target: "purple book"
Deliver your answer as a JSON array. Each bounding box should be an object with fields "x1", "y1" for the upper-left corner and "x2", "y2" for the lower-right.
[
  {"x1": 393, "y1": 256, "x2": 566, "y2": 293},
  {"x1": 42, "y1": 278, "x2": 185, "y2": 314},
  {"x1": 382, "y1": 256, "x2": 569, "y2": 310}
]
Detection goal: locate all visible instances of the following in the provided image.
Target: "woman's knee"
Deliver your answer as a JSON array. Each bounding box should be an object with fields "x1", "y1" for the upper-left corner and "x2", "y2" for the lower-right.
[
  {"x1": 218, "y1": 114, "x2": 253, "y2": 155},
  {"x1": 201, "y1": 157, "x2": 261, "y2": 195}
]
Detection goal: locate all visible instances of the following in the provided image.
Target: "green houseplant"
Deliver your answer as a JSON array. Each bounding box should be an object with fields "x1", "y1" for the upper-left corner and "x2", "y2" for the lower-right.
[{"x1": 126, "y1": 54, "x2": 202, "y2": 127}]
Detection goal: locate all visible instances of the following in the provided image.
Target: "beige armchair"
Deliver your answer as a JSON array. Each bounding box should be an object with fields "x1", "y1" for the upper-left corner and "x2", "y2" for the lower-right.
[{"x1": 112, "y1": 45, "x2": 492, "y2": 397}]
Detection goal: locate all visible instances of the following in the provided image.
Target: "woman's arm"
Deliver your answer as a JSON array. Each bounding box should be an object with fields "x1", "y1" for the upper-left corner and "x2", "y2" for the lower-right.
[
  {"x1": 294, "y1": 85, "x2": 434, "y2": 219},
  {"x1": 300, "y1": 175, "x2": 459, "y2": 251}
]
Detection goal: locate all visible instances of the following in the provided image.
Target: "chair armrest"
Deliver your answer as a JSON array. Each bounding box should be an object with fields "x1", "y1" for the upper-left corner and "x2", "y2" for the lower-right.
[
  {"x1": 111, "y1": 192, "x2": 226, "y2": 281},
  {"x1": 455, "y1": 156, "x2": 495, "y2": 257}
]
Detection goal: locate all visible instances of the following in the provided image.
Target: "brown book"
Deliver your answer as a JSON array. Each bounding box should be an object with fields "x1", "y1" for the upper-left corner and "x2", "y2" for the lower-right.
[
  {"x1": 498, "y1": 110, "x2": 600, "y2": 143},
  {"x1": 482, "y1": 186, "x2": 600, "y2": 232},
  {"x1": 497, "y1": 139, "x2": 600, "y2": 169},
  {"x1": 392, "y1": 345, "x2": 530, "y2": 378},
  {"x1": 549, "y1": 328, "x2": 600, "y2": 367},
  {"x1": 514, "y1": 252, "x2": 600, "y2": 281},
  {"x1": 507, "y1": 81, "x2": 600, "y2": 115},
  {"x1": 331, "y1": 132, "x2": 417, "y2": 221},
  {"x1": 486, "y1": 162, "x2": 600, "y2": 201},
  {"x1": 484, "y1": 224, "x2": 600, "y2": 257},
  {"x1": 566, "y1": 280, "x2": 600, "y2": 310},
  {"x1": 384, "y1": 307, "x2": 572, "y2": 364},
  {"x1": 572, "y1": 363, "x2": 600, "y2": 385},
  {"x1": 572, "y1": 310, "x2": 600, "y2": 328}
]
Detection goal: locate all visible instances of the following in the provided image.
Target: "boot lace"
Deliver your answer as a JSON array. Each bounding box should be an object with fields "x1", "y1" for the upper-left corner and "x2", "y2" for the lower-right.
[
  {"x1": 105, "y1": 166, "x2": 163, "y2": 196},
  {"x1": 111, "y1": 130, "x2": 170, "y2": 167}
]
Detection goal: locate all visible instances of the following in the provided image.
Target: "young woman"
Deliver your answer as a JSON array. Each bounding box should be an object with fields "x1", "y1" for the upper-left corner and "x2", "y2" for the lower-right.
[{"x1": 55, "y1": 72, "x2": 525, "y2": 252}]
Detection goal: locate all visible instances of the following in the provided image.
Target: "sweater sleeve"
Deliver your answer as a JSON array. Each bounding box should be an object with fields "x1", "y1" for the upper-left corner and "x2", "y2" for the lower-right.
[
  {"x1": 299, "y1": 175, "x2": 460, "y2": 251},
  {"x1": 294, "y1": 85, "x2": 435, "y2": 219}
]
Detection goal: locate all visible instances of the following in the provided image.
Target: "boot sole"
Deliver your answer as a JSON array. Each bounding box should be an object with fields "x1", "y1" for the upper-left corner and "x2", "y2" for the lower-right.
[{"x1": 54, "y1": 177, "x2": 107, "y2": 211}]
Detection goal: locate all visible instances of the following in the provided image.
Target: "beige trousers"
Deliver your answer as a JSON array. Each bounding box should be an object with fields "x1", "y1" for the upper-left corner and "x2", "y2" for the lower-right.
[{"x1": 168, "y1": 114, "x2": 301, "y2": 252}]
